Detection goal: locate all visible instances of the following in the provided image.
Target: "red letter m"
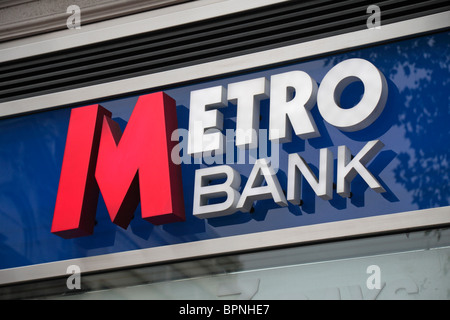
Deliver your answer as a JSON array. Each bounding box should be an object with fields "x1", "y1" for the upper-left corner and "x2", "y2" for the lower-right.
[{"x1": 52, "y1": 92, "x2": 185, "y2": 239}]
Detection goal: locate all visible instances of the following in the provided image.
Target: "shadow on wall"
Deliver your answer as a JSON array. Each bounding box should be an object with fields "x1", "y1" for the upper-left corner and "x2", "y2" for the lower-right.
[{"x1": 324, "y1": 32, "x2": 450, "y2": 209}]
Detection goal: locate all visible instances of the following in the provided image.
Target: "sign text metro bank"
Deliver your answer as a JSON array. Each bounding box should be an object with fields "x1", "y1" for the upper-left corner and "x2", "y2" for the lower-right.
[{"x1": 52, "y1": 58, "x2": 389, "y2": 239}]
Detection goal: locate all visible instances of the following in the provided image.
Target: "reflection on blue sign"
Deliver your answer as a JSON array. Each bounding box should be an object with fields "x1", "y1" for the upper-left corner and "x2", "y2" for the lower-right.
[{"x1": 0, "y1": 31, "x2": 449, "y2": 270}]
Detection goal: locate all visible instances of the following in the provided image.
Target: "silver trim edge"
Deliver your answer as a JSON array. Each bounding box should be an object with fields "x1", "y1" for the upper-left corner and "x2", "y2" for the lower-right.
[{"x1": 0, "y1": 206, "x2": 449, "y2": 285}]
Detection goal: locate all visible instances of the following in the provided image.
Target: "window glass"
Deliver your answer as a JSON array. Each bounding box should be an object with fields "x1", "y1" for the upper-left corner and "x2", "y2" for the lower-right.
[{"x1": 1, "y1": 228, "x2": 449, "y2": 300}]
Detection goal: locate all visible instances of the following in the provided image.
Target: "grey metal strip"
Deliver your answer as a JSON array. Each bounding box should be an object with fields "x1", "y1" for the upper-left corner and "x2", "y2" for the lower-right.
[
  {"x1": 0, "y1": 206, "x2": 449, "y2": 286},
  {"x1": 0, "y1": 0, "x2": 289, "y2": 63},
  {"x1": 1, "y1": 1, "x2": 449, "y2": 103},
  {"x1": 0, "y1": 12, "x2": 448, "y2": 118}
]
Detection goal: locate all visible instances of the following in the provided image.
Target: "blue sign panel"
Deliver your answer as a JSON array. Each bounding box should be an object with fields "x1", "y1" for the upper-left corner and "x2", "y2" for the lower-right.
[{"x1": 0, "y1": 31, "x2": 449, "y2": 270}]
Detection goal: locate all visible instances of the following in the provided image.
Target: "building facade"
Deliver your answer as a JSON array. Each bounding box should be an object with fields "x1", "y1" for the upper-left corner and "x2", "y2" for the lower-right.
[{"x1": 0, "y1": 0, "x2": 449, "y2": 300}]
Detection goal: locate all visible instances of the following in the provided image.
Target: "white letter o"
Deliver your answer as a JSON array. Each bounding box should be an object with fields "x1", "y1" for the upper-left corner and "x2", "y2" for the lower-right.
[{"x1": 317, "y1": 58, "x2": 388, "y2": 132}]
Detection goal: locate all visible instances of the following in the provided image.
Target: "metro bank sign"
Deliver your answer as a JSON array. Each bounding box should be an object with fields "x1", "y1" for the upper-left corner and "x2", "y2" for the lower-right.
[{"x1": 52, "y1": 58, "x2": 389, "y2": 239}]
